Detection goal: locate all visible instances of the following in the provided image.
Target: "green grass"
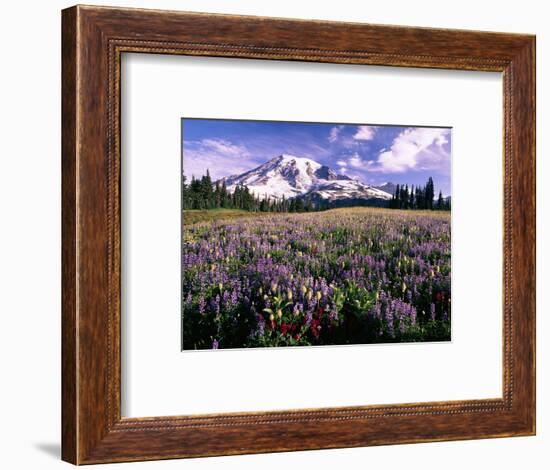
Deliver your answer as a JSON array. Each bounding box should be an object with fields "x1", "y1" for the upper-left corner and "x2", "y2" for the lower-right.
[
  {"x1": 183, "y1": 209, "x2": 271, "y2": 225},
  {"x1": 321, "y1": 207, "x2": 451, "y2": 220},
  {"x1": 183, "y1": 206, "x2": 451, "y2": 226}
]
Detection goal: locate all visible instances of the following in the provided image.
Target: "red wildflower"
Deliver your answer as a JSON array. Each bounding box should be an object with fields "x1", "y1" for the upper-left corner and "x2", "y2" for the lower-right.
[{"x1": 311, "y1": 319, "x2": 321, "y2": 338}]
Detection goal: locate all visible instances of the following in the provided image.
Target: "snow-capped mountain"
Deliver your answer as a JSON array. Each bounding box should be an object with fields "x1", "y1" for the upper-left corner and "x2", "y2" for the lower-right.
[
  {"x1": 306, "y1": 180, "x2": 394, "y2": 203},
  {"x1": 220, "y1": 154, "x2": 393, "y2": 204}
]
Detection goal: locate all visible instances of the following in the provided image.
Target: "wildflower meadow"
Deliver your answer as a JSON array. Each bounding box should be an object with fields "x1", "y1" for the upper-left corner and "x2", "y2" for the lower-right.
[{"x1": 182, "y1": 207, "x2": 451, "y2": 350}]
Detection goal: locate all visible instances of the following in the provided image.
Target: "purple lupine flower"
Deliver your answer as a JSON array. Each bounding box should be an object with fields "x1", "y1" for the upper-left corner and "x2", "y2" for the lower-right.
[
  {"x1": 209, "y1": 295, "x2": 221, "y2": 316},
  {"x1": 385, "y1": 303, "x2": 395, "y2": 338},
  {"x1": 230, "y1": 289, "x2": 238, "y2": 307},
  {"x1": 256, "y1": 314, "x2": 265, "y2": 336},
  {"x1": 198, "y1": 296, "x2": 206, "y2": 315},
  {"x1": 182, "y1": 206, "x2": 450, "y2": 348}
]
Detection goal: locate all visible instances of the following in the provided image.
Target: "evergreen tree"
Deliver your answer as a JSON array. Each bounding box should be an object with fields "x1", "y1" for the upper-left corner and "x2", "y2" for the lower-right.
[
  {"x1": 387, "y1": 177, "x2": 447, "y2": 212},
  {"x1": 437, "y1": 190, "x2": 443, "y2": 210},
  {"x1": 289, "y1": 199, "x2": 296, "y2": 212},
  {"x1": 426, "y1": 177, "x2": 434, "y2": 210},
  {"x1": 220, "y1": 180, "x2": 229, "y2": 208},
  {"x1": 415, "y1": 185, "x2": 422, "y2": 210},
  {"x1": 190, "y1": 176, "x2": 202, "y2": 209},
  {"x1": 182, "y1": 172, "x2": 189, "y2": 209},
  {"x1": 394, "y1": 184, "x2": 401, "y2": 209},
  {"x1": 183, "y1": 171, "x2": 451, "y2": 214}
]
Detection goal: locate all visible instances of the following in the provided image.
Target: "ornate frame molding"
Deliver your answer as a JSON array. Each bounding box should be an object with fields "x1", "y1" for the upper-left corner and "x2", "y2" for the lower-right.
[{"x1": 62, "y1": 5, "x2": 535, "y2": 464}]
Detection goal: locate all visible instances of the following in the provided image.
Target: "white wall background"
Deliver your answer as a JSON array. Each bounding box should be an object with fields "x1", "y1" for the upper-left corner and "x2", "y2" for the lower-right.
[{"x1": 0, "y1": 0, "x2": 546, "y2": 469}]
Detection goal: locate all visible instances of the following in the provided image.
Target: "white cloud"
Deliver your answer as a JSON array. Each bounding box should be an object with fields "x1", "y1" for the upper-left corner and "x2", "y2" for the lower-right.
[
  {"x1": 336, "y1": 160, "x2": 347, "y2": 167},
  {"x1": 199, "y1": 138, "x2": 248, "y2": 157},
  {"x1": 367, "y1": 127, "x2": 451, "y2": 173},
  {"x1": 348, "y1": 152, "x2": 365, "y2": 168},
  {"x1": 183, "y1": 138, "x2": 255, "y2": 180},
  {"x1": 328, "y1": 125, "x2": 343, "y2": 143},
  {"x1": 353, "y1": 125, "x2": 377, "y2": 141}
]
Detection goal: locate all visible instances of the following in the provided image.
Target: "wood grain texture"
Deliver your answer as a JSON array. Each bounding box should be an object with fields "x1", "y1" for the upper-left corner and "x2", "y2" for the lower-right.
[
  {"x1": 61, "y1": 6, "x2": 78, "y2": 464},
  {"x1": 61, "y1": 4, "x2": 536, "y2": 465}
]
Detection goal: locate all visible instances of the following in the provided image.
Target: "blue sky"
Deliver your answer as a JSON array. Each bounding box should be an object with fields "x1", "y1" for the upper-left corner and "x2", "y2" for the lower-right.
[{"x1": 182, "y1": 119, "x2": 452, "y2": 196}]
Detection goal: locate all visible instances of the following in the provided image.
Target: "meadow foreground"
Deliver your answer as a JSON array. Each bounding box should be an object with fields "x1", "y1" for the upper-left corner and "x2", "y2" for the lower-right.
[{"x1": 182, "y1": 207, "x2": 451, "y2": 350}]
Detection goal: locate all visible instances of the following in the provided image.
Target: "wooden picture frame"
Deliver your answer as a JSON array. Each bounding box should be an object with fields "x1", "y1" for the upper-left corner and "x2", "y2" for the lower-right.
[{"x1": 61, "y1": 5, "x2": 536, "y2": 465}]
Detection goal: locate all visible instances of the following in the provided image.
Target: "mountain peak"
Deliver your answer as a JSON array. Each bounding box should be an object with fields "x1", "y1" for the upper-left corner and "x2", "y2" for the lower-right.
[
  {"x1": 221, "y1": 155, "x2": 393, "y2": 202},
  {"x1": 270, "y1": 154, "x2": 322, "y2": 171},
  {"x1": 275, "y1": 153, "x2": 315, "y2": 162}
]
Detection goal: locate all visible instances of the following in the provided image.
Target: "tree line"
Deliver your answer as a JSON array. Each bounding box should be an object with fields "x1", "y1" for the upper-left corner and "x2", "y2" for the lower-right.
[
  {"x1": 182, "y1": 171, "x2": 316, "y2": 213},
  {"x1": 183, "y1": 171, "x2": 450, "y2": 213},
  {"x1": 389, "y1": 177, "x2": 450, "y2": 211}
]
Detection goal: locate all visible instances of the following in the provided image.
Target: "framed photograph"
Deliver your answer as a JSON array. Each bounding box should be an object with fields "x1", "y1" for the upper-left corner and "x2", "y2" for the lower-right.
[
  {"x1": 180, "y1": 118, "x2": 452, "y2": 350},
  {"x1": 62, "y1": 5, "x2": 535, "y2": 464}
]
